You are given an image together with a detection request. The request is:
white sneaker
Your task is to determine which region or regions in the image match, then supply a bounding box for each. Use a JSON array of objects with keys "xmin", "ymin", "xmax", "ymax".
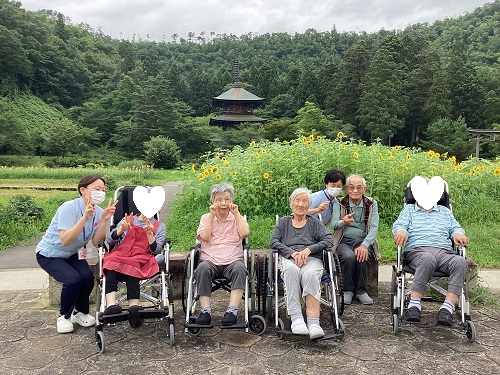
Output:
[
  {"xmin": 71, "ymin": 312, "xmax": 96, "ymax": 327},
  {"xmin": 308, "ymin": 324, "xmax": 325, "ymax": 339},
  {"xmin": 291, "ymin": 320, "xmax": 309, "ymax": 335},
  {"xmin": 57, "ymin": 316, "xmax": 74, "ymax": 333}
]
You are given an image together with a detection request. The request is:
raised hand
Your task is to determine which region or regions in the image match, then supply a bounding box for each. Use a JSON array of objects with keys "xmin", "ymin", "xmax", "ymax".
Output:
[
  {"xmin": 101, "ymin": 198, "xmax": 118, "ymax": 221},
  {"xmin": 342, "ymin": 212, "xmax": 355, "ymax": 226},
  {"xmin": 83, "ymin": 194, "xmax": 95, "ymax": 220},
  {"xmin": 117, "ymin": 213, "xmax": 132, "ymax": 236},
  {"xmin": 144, "ymin": 218, "xmax": 154, "ymax": 236},
  {"xmin": 229, "ymin": 203, "xmax": 239, "ymax": 215}
]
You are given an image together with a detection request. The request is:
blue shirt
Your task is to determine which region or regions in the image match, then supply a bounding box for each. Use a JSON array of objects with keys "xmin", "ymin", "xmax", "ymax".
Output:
[
  {"xmin": 310, "ymin": 189, "xmax": 339, "ymax": 225},
  {"xmin": 392, "ymin": 204, "xmax": 465, "ymax": 252},
  {"xmin": 36, "ymin": 197, "xmax": 104, "ymax": 258}
]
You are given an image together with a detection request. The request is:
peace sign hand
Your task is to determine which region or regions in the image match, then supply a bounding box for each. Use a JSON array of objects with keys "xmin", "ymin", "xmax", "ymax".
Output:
[
  {"xmin": 83, "ymin": 195, "xmax": 95, "ymax": 220},
  {"xmin": 101, "ymin": 198, "xmax": 118, "ymax": 221},
  {"xmin": 117, "ymin": 212, "xmax": 133, "ymax": 236}
]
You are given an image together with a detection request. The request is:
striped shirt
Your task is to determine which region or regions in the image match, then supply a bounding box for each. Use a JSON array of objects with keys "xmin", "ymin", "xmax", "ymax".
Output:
[{"xmin": 392, "ymin": 204, "xmax": 465, "ymax": 252}]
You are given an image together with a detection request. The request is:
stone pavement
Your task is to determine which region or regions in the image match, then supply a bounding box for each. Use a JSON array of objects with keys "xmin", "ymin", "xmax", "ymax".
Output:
[
  {"xmin": 0, "ymin": 283, "xmax": 499, "ymax": 374},
  {"xmin": 1, "ymin": 180, "xmax": 500, "ymax": 373}
]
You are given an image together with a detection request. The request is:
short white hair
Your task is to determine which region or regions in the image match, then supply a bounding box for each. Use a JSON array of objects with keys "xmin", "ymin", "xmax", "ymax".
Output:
[
  {"xmin": 210, "ymin": 183, "xmax": 234, "ymax": 202},
  {"xmin": 289, "ymin": 187, "xmax": 312, "ymax": 208},
  {"xmin": 346, "ymin": 174, "xmax": 366, "ymax": 187}
]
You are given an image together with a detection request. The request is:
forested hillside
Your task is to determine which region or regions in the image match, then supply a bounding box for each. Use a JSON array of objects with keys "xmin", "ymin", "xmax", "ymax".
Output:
[{"xmin": 1, "ymin": 0, "xmax": 499, "ymax": 166}]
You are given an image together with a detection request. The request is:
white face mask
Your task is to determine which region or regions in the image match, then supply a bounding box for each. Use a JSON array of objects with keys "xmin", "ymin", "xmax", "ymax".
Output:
[
  {"xmin": 90, "ymin": 190, "xmax": 106, "ymax": 205},
  {"xmin": 327, "ymin": 187, "xmax": 342, "ymax": 198}
]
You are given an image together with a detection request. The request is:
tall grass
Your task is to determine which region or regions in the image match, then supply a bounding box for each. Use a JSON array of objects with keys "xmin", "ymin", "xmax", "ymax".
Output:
[{"xmin": 167, "ymin": 134, "xmax": 500, "ymax": 266}]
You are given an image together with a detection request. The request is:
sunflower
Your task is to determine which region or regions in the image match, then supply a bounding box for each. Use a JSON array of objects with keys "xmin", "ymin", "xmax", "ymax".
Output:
[
  {"xmin": 215, "ymin": 152, "xmax": 220, "ymax": 159},
  {"xmin": 263, "ymin": 172, "xmax": 270, "ymax": 179},
  {"xmin": 309, "ymin": 134, "xmax": 314, "ymax": 140},
  {"xmin": 204, "ymin": 170, "xmax": 210, "ymax": 176},
  {"xmin": 255, "ymin": 153, "xmax": 260, "ymax": 159},
  {"xmin": 306, "ymin": 141, "xmax": 312, "ymax": 147},
  {"xmin": 340, "ymin": 144, "xmax": 346, "ymax": 150},
  {"xmin": 199, "ymin": 173, "xmax": 204, "ymax": 180},
  {"xmin": 251, "ymin": 140, "xmax": 257, "ymax": 147},
  {"xmin": 261, "ymin": 149, "xmax": 267, "ymax": 154},
  {"xmin": 337, "ymin": 131, "xmax": 344, "ymax": 139},
  {"xmin": 353, "ymin": 152, "xmax": 359, "ymax": 159},
  {"xmin": 212, "ymin": 166, "xmax": 219, "ymax": 172},
  {"xmin": 215, "ymin": 174, "xmax": 221, "ymax": 181},
  {"xmin": 317, "ymin": 136, "xmax": 323, "ymax": 141},
  {"xmin": 428, "ymin": 150, "xmax": 435, "ymax": 158},
  {"xmin": 191, "ymin": 164, "xmax": 196, "ymax": 172},
  {"xmin": 494, "ymin": 168, "xmax": 500, "ymax": 176},
  {"xmin": 221, "ymin": 156, "xmax": 227, "ymax": 162}
]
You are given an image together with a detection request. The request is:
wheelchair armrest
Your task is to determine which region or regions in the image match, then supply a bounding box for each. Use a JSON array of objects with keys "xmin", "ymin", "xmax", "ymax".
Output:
[
  {"xmin": 190, "ymin": 242, "xmax": 201, "ymax": 252},
  {"xmin": 243, "ymin": 237, "xmax": 250, "ymax": 251}
]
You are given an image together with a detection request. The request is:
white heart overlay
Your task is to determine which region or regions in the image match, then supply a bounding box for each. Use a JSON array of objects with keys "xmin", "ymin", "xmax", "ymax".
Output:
[
  {"xmin": 133, "ymin": 186, "xmax": 165, "ymax": 218},
  {"xmin": 410, "ymin": 176, "xmax": 445, "ymax": 210}
]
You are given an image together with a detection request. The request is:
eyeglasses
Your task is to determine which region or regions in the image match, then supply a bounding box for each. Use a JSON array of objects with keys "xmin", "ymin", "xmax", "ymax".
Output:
[{"xmin": 346, "ymin": 185, "xmax": 365, "ymax": 192}]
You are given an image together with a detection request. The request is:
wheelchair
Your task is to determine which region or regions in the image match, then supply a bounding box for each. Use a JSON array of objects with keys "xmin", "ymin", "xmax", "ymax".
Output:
[
  {"xmin": 390, "ymin": 181, "xmax": 476, "ymax": 342},
  {"xmin": 95, "ymin": 186, "xmax": 175, "ymax": 353},
  {"xmin": 263, "ymin": 215, "xmax": 345, "ymax": 340},
  {"xmin": 182, "ymin": 234, "xmax": 266, "ymax": 336}
]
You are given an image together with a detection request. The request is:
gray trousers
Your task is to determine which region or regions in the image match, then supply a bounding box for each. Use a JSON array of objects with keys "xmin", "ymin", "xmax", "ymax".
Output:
[
  {"xmin": 279, "ymin": 256, "xmax": 323, "ymax": 317},
  {"xmin": 336, "ymin": 237, "xmax": 370, "ymax": 294},
  {"xmin": 195, "ymin": 259, "xmax": 247, "ymax": 296},
  {"xmin": 404, "ymin": 246, "xmax": 467, "ymax": 296}
]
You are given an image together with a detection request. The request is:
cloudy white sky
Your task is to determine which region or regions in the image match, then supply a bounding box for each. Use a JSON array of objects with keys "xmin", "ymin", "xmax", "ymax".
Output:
[{"xmin": 20, "ymin": 0, "xmax": 491, "ymax": 41}]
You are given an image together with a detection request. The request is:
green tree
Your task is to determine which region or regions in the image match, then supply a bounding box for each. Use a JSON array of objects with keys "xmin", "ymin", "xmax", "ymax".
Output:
[
  {"xmin": 295, "ymin": 101, "xmax": 331, "ymax": 136},
  {"xmin": 144, "ymin": 135, "xmax": 180, "ymax": 169},
  {"xmin": 420, "ymin": 117, "xmax": 472, "ymax": 160},
  {"xmin": 423, "ymin": 69, "xmax": 452, "ymax": 123},
  {"xmin": 43, "ymin": 118, "xmax": 93, "ymax": 157},
  {"xmin": 357, "ymin": 47, "xmax": 407, "ymax": 145}
]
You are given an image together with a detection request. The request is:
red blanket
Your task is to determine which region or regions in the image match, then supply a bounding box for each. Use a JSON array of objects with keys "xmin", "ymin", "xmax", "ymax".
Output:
[{"xmin": 103, "ymin": 226, "xmax": 159, "ymax": 279}]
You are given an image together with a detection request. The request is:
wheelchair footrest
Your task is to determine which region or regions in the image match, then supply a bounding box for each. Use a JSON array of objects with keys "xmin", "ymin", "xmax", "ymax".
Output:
[
  {"xmin": 401, "ymin": 318, "xmax": 428, "ymax": 325},
  {"xmin": 316, "ymin": 332, "xmax": 344, "ymax": 341},
  {"xmin": 220, "ymin": 323, "xmax": 247, "ymax": 330},
  {"xmin": 99, "ymin": 312, "xmax": 129, "ymax": 324},
  {"xmin": 184, "ymin": 322, "xmax": 214, "ymax": 329},
  {"xmin": 140, "ymin": 309, "xmax": 168, "ymax": 319}
]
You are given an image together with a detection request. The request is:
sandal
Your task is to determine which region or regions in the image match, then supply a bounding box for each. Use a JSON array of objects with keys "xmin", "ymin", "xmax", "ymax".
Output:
[
  {"xmin": 128, "ymin": 305, "xmax": 144, "ymax": 328},
  {"xmin": 103, "ymin": 304, "xmax": 122, "ymax": 316}
]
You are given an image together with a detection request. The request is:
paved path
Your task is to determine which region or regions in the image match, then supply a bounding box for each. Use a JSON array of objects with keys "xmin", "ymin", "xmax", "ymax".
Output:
[{"xmin": 1, "ymin": 180, "xmax": 500, "ymax": 373}]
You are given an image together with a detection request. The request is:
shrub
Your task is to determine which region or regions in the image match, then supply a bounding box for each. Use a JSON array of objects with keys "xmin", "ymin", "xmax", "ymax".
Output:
[
  {"xmin": 144, "ymin": 136, "xmax": 181, "ymax": 169},
  {"xmin": 0, "ymin": 195, "xmax": 45, "ymax": 223}
]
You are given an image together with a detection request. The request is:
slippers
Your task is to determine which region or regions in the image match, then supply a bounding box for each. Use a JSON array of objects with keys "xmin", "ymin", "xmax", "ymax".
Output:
[
  {"xmin": 128, "ymin": 305, "xmax": 144, "ymax": 328},
  {"xmin": 104, "ymin": 304, "xmax": 122, "ymax": 316}
]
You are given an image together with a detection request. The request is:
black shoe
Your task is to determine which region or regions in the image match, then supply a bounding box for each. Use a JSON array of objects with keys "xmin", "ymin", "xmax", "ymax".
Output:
[
  {"xmin": 403, "ymin": 306, "xmax": 421, "ymax": 322},
  {"xmin": 128, "ymin": 305, "xmax": 144, "ymax": 328},
  {"xmin": 104, "ymin": 304, "xmax": 122, "ymax": 316},
  {"xmin": 436, "ymin": 308, "xmax": 453, "ymax": 326},
  {"xmin": 221, "ymin": 312, "xmax": 237, "ymax": 326},
  {"xmin": 196, "ymin": 312, "xmax": 211, "ymax": 325}
]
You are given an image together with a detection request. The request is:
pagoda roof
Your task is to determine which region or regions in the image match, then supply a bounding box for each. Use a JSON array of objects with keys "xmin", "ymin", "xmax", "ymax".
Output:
[
  {"xmin": 210, "ymin": 113, "xmax": 266, "ymax": 124},
  {"xmin": 213, "ymin": 86, "xmax": 264, "ymax": 102}
]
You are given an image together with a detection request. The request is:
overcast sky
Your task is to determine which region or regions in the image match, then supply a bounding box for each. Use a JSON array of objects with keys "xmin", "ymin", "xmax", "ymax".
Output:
[{"xmin": 20, "ymin": 0, "xmax": 492, "ymax": 41}]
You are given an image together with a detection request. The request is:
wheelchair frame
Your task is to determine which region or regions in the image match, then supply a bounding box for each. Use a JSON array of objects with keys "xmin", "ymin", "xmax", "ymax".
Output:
[
  {"xmin": 94, "ymin": 186, "xmax": 175, "ymax": 353},
  {"xmin": 264, "ymin": 215, "xmax": 345, "ymax": 340},
  {"xmin": 182, "ymin": 236, "xmax": 266, "ymax": 336},
  {"xmin": 390, "ymin": 181, "xmax": 476, "ymax": 342}
]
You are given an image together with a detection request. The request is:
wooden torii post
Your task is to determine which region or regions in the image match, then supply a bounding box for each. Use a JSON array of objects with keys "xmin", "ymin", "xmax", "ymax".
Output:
[{"xmin": 466, "ymin": 128, "xmax": 500, "ymax": 158}]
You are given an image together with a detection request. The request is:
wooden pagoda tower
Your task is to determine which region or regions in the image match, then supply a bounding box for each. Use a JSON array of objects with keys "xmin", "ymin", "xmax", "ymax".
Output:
[{"xmin": 209, "ymin": 53, "xmax": 266, "ymax": 129}]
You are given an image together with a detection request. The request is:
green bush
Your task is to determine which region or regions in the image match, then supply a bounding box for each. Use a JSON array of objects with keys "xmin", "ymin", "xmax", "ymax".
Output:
[
  {"xmin": 144, "ymin": 136, "xmax": 181, "ymax": 169},
  {"xmin": 117, "ymin": 159, "xmax": 147, "ymax": 169},
  {"xmin": 0, "ymin": 195, "xmax": 44, "ymax": 223}
]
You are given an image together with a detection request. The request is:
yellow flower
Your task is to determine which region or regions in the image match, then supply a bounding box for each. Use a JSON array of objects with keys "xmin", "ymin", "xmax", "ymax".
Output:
[
  {"xmin": 201, "ymin": 163, "xmax": 205, "ymax": 170},
  {"xmin": 215, "ymin": 174, "xmax": 221, "ymax": 181},
  {"xmin": 208, "ymin": 167, "xmax": 214, "ymax": 173},
  {"xmin": 432, "ymin": 166, "xmax": 437, "ymax": 171},
  {"xmin": 255, "ymin": 153, "xmax": 260, "ymax": 158},
  {"xmin": 392, "ymin": 145, "xmax": 401, "ymax": 151},
  {"xmin": 380, "ymin": 153, "xmax": 384, "ymax": 159},
  {"xmin": 221, "ymin": 156, "xmax": 227, "ymax": 162},
  {"xmin": 302, "ymin": 136, "xmax": 307, "ymax": 144},
  {"xmin": 406, "ymin": 153, "xmax": 411, "ymax": 161},
  {"xmin": 213, "ymin": 166, "xmax": 219, "ymax": 172},
  {"xmin": 494, "ymin": 168, "xmax": 500, "ymax": 176},
  {"xmin": 191, "ymin": 164, "xmax": 196, "ymax": 172},
  {"xmin": 309, "ymin": 134, "xmax": 314, "ymax": 140},
  {"xmin": 251, "ymin": 141, "xmax": 257, "ymax": 147},
  {"xmin": 340, "ymin": 143, "xmax": 346, "ymax": 150},
  {"xmin": 435, "ymin": 152, "xmax": 440, "ymax": 158},
  {"xmin": 371, "ymin": 148, "xmax": 377, "ymax": 155},
  {"xmin": 215, "ymin": 152, "xmax": 220, "ymax": 158},
  {"xmin": 306, "ymin": 141, "xmax": 312, "ymax": 147},
  {"xmin": 317, "ymin": 136, "xmax": 323, "ymax": 141},
  {"xmin": 261, "ymin": 149, "xmax": 267, "ymax": 154},
  {"xmin": 337, "ymin": 131, "xmax": 344, "ymax": 139},
  {"xmin": 263, "ymin": 172, "xmax": 270, "ymax": 179},
  {"xmin": 388, "ymin": 151, "xmax": 394, "ymax": 158},
  {"xmin": 428, "ymin": 150, "xmax": 435, "ymax": 158},
  {"xmin": 232, "ymin": 171, "xmax": 237, "ymax": 176},
  {"xmin": 199, "ymin": 173, "xmax": 204, "ymax": 180},
  {"xmin": 353, "ymin": 152, "xmax": 359, "ymax": 159},
  {"xmin": 204, "ymin": 170, "xmax": 210, "ymax": 176},
  {"xmin": 403, "ymin": 164, "xmax": 408, "ymax": 170}
]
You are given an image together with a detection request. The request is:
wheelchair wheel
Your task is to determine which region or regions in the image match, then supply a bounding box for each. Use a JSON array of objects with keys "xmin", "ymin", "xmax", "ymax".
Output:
[
  {"xmin": 95, "ymin": 329, "xmax": 105, "ymax": 354},
  {"xmin": 249, "ymin": 314, "xmax": 267, "ymax": 335},
  {"xmin": 169, "ymin": 323, "xmax": 175, "ymax": 346},
  {"xmin": 392, "ymin": 313, "xmax": 399, "ymax": 335},
  {"xmin": 266, "ymin": 251, "xmax": 275, "ymax": 322},
  {"xmin": 187, "ymin": 316, "xmax": 202, "ymax": 336},
  {"xmin": 465, "ymin": 320, "xmax": 476, "ymax": 342},
  {"xmin": 276, "ymin": 318, "xmax": 285, "ymax": 339},
  {"xmin": 181, "ymin": 254, "xmax": 192, "ymax": 313},
  {"xmin": 332, "ymin": 253, "xmax": 344, "ymax": 316},
  {"xmin": 390, "ymin": 267, "xmax": 398, "ymax": 313}
]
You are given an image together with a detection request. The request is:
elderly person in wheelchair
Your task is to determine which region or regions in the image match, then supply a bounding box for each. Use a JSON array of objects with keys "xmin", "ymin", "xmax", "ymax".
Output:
[
  {"xmin": 271, "ymin": 188, "xmax": 334, "ymax": 339},
  {"xmin": 392, "ymin": 176, "xmax": 469, "ymax": 326},
  {"xmin": 195, "ymin": 183, "xmax": 250, "ymax": 326}
]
